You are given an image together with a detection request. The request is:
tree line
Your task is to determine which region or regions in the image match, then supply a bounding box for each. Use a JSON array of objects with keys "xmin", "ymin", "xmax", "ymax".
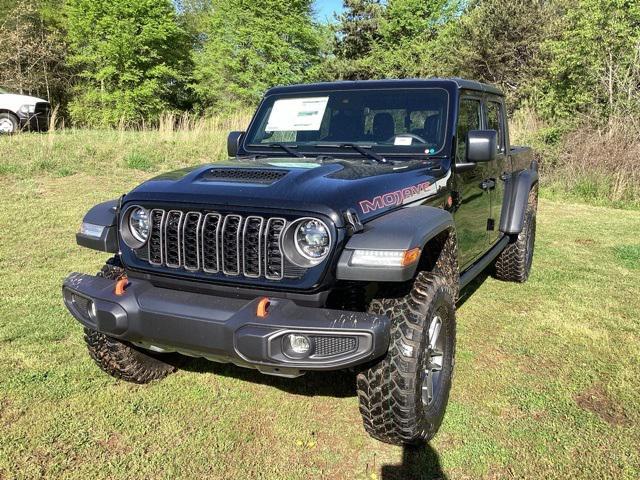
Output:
[{"xmin": 1, "ymin": 0, "xmax": 638, "ymax": 129}]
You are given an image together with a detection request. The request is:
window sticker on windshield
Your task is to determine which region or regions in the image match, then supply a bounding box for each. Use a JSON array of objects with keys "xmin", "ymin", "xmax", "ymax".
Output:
[
  {"xmin": 266, "ymin": 97, "xmax": 329, "ymax": 132},
  {"xmin": 394, "ymin": 136, "xmax": 413, "ymax": 146}
]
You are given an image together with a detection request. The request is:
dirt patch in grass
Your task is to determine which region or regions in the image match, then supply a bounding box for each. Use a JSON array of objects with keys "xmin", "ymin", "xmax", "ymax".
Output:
[
  {"xmin": 575, "ymin": 238, "xmax": 596, "ymax": 246},
  {"xmin": 97, "ymin": 433, "xmax": 131, "ymax": 457},
  {"xmin": 0, "ymin": 398, "xmax": 24, "ymax": 426},
  {"xmin": 574, "ymin": 385, "xmax": 629, "ymax": 426}
]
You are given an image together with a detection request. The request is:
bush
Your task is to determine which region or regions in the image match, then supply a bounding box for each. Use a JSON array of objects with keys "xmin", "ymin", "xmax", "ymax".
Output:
[{"xmin": 544, "ymin": 120, "xmax": 640, "ymax": 208}]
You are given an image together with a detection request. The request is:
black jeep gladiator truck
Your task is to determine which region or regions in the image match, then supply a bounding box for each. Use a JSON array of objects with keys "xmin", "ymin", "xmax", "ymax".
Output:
[{"xmin": 63, "ymin": 78, "xmax": 537, "ymax": 445}]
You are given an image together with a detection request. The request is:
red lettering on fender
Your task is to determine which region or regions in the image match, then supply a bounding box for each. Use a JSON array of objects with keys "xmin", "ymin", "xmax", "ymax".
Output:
[{"xmin": 358, "ymin": 181, "xmax": 432, "ymax": 214}]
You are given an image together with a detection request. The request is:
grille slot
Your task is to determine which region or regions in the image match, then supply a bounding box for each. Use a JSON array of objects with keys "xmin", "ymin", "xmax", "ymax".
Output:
[
  {"xmin": 182, "ymin": 212, "xmax": 202, "ymax": 271},
  {"xmin": 148, "ymin": 209, "xmax": 165, "ymax": 265},
  {"xmin": 201, "ymin": 213, "xmax": 221, "ymax": 273},
  {"xmin": 222, "ymin": 215, "xmax": 242, "ymax": 275},
  {"xmin": 312, "ymin": 336, "xmax": 358, "ymax": 357},
  {"xmin": 243, "ymin": 216, "xmax": 264, "ymax": 278},
  {"xmin": 265, "ymin": 218, "xmax": 286, "ymax": 280},
  {"xmin": 138, "ymin": 209, "xmax": 301, "ymax": 281},
  {"xmin": 164, "ymin": 211, "xmax": 183, "ymax": 268}
]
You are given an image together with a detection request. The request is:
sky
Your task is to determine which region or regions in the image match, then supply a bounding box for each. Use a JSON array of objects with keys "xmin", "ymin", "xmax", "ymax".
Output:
[{"xmin": 314, "ymin": 0, "xmax": 345, "ymax": 22}]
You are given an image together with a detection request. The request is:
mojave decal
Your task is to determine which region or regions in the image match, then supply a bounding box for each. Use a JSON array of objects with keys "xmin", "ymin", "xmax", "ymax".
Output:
[{"xmin": 358, "ymin": 171, "xmax": 452, "ymax": 214}]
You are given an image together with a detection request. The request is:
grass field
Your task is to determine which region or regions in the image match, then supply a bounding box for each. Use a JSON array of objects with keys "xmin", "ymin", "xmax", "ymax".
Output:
[{"xmin": 1, "ymin": 131, "xmax": 639, "ymax": 479}]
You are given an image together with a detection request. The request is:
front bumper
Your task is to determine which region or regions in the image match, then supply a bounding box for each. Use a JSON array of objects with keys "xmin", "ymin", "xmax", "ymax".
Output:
[
  {"xmin": 18, "ymin": 113, "xmax": 49, "ymax": 132},
  {"xmin": 62, "ymin": 273, "xmax": 390, "ymax": 377}
]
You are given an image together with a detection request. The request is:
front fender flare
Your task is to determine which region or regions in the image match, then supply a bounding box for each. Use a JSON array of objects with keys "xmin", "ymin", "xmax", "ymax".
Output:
[
  {"xmin": 336, "ymin": 206, "xmax": 454, "ymax": 282},
  {"xmin": 76, "ymin": 200, "xmax": 119, "ymax": 253}
]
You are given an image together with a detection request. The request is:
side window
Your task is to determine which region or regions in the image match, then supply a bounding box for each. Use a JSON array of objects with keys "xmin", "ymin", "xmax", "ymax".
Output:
[
  {"xmin": 457, "ymin": 98, "xmax": 481, "ymax": 160},
  {"xmin": 486, "ymin": 101, "xmax": 505, "ymax": 152}
]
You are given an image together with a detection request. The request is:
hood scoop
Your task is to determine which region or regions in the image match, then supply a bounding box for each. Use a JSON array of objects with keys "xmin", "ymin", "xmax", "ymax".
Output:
[{"xmin": 198, "ymin": 168, "xmax": 289, "ymax": 185}]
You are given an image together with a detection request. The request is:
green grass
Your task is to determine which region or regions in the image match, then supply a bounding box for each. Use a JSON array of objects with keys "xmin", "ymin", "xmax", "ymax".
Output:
[{"xmin": 1, "ymin": 131, "xmax": 639, "ymax": 479}]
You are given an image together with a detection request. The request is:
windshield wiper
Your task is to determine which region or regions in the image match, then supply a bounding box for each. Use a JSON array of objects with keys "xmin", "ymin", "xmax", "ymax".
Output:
[
  {"xmin": 269, "ymin": 143, "xmax": 304, "ymax": 158},
  {"xmin": 330, "ymin": 143, "xmax": 386, "ymax": 164}
]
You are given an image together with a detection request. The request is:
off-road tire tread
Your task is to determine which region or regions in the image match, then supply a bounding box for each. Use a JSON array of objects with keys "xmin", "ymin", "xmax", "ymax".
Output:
[
  {"xmin": 494, "ymin": 187, "xmax": 538, "ymax": 283},
  {"xmin": 357, "ymin": 272, "xmax": 456, "ymax": 445},
  {"xmin": 83, "ymin": 259, "xmax": 176, "ymax": 384}
]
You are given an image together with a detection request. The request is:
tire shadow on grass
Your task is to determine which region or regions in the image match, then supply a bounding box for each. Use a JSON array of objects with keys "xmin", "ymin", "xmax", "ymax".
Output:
[{"xmin": 381, "ymin": 442, "xmax": 447, "ymax": 480}]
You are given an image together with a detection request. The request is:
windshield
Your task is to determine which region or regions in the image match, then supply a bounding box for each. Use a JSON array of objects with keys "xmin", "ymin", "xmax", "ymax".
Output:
[{"xmin": 245, "ymin": 88, "xmax": 449, "ymax": 156}]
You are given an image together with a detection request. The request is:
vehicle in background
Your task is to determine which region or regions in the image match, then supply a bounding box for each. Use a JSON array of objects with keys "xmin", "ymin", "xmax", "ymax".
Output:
[{"xmin": 0, "ymin": 87, "xmax": 51, "ymax": 134}]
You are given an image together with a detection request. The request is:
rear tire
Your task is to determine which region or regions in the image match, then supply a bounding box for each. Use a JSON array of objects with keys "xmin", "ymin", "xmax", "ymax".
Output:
[
  {"xmin": 494, "ymin": 186, "xmax": 538, "ymax": 283},
  {"xmin": 357, "ymin": 272, "xmax": 456, "ymax": 445},
  {"xmin": 0, "ymin": 113, "xmax": 19, "ymax": 134},
  {"xmin": 83, "ymin": 258, "xmax": 176, "ymax": 384}
]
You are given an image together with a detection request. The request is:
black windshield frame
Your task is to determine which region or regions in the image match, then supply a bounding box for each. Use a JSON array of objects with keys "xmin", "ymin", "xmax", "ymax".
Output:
[{"xmin": 243, "ymin": 87, "xmax": 450, "ymax": 158}]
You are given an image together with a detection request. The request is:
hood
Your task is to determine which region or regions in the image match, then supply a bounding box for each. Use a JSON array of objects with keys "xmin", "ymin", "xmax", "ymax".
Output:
[
  {"xmin": 124, "ymin": 158, "xmax": 450, "ymax": 225},
  {"xmin": 0, "ymin": 93, "xmax": 48, "ymax": 111}
]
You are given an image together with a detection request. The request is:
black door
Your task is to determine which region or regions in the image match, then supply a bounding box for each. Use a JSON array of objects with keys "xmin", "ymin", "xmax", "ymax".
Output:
[
  {"xmin": 453, "ymin": 96, "xmax": 492, "ymax": 268},
  {"xmin": 484, "ymin": 97, "xmax": 511, "ymax": 244}
]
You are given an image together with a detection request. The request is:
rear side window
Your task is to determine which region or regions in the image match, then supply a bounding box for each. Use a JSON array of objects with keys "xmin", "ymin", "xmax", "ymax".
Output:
[
  {"xmin": 457, "ymin": 98, "xmax": 481, "ymax": 160},
  {"xmin": 486, "ymin": 101, "xmax": 505, "ymax": 152}
]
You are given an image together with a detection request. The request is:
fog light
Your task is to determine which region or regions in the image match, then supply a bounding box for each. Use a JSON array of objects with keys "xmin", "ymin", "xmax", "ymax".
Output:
[{"xmin": 284, "ymin": 334, "xmax": 312, "ymax": 358}]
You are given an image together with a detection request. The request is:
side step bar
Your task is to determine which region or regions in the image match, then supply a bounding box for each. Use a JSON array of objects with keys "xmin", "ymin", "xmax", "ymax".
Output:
[{"xmin": 459, "ymin": 235, "xmax": 510, "ymax": 288}]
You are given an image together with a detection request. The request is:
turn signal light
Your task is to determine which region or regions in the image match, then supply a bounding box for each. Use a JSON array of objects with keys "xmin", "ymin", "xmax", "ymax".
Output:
[{"xmin": 401, "ymin": 247, "xmax": 421, "ymax": 266}]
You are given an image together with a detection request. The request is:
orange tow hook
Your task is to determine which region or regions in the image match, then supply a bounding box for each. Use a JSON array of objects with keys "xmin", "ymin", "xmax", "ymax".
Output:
[
  {"xmin": 114, "ymin": 276, "xmax": 129, "ymax": 296},
  {"xmin": 257, "ymin": 297, "xmax": 271, "ymax": 318}
]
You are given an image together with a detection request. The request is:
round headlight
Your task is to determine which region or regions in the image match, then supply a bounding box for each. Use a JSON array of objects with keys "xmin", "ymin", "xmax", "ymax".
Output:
[
  {"xmin": 128, "ymin": 207, "xmax": 149, "ymax": 243},
  {"xmin": 294, "ymin": 219, "xmax": 330, "ymax": 260}
]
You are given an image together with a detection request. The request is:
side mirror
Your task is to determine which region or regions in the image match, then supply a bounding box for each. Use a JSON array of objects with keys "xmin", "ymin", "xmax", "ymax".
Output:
[
  {"xmin": 466, "ymin": 130, "xmax": 497, "ymax": 163},
  {"xmin": 227, "ymin": 131, "xmax": 245, "ymax": 157}
]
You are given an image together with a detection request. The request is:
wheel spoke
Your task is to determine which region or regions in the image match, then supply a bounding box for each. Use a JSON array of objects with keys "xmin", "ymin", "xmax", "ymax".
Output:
[
  {"xmin": 423, "ymin": 314, "xmax": 446, "ymax": 407},
  {"xmin": 422, "ymin": 368, "xmax": 434, "ymax": 403},
  {"xmin": 428, "ymin": 315, "xmax": 442, "ymax": 349}
]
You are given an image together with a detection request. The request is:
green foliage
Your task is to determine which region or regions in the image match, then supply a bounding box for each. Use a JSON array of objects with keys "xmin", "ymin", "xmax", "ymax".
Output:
[
  {"xmin": 538, "ymin": 0, "xmax": 640, "ymax": 121},
  {"xmin": 192, "ymin": 0, "xmax": 323, "ymax": 111},
  {"xmin": 124, "ymin": 151, "xmax": 157, "ymax": 171},
  {"xmin": 334, "ymin": 0, "xmax": 384, "ymax": 60},
  {"xmin": 65, "ymin": 0, "xmax": 192, "ymax": 126},
  {"xmin": 614, "ymin": 244, "xmax": 640, "ymax": 270}
]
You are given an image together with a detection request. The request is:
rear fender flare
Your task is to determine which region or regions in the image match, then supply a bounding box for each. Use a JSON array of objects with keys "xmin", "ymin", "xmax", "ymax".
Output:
[
  {"xmin": 499, "ymin": 162, "xmax": 538, "ymax": 235},
  {"xmin": 336, "ymin": 206, "xmax": 454, "ymax": 282}
]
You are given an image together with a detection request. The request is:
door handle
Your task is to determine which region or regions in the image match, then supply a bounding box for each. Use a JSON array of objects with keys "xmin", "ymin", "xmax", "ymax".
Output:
[{"xmin": 480, "ymin": 179, "xmax": 496, "ymax": 190}]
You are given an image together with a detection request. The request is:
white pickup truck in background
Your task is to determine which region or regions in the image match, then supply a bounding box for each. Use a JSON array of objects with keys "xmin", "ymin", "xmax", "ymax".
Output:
[{"xmin": 0, "ymin": 87, "xmax": 51, "ymax": 133}]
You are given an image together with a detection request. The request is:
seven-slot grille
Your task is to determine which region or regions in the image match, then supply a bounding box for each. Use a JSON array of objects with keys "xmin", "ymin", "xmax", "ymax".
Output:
[{"xmin": 146, "ymin": 209, "xmax": 289, "ymax": 280}]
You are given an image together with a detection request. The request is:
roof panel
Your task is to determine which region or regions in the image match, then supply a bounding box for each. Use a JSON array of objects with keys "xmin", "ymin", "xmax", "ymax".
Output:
[{"xmin": 266, "ymin": 78, "xmax": 503, "ymax": 96}]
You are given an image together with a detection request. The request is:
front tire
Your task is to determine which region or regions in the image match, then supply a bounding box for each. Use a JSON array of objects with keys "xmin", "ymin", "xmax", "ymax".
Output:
[
  {"xmin": 357, "ymin": 272, "xmax": 457, "ymax": 445},
  {"xmin": 0, "ymin": 113, "xmax": 19, "ymax": 134},
  {"xmin": 84, "ymin": 329, "xmax": 176, "ymax": 384},
  {"xmin": 83, "ymin": 259, "xmax": 176, "ymax": 384}
]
